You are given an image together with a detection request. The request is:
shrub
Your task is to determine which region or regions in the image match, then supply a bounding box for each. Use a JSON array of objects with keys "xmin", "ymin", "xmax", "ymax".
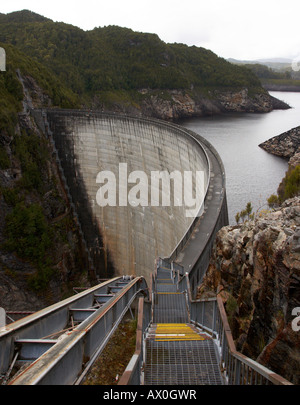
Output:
[
  {"xmin": 270, "ymin": 164, "xmax": 300, "ymax": 205},
  {"xmin": 14, "ymin": 131, "xmax": 48, "ymax": 193},
  {"xmin": 267, "ymin": 194, "xmax": 279, "ymax": 208},
  {"xmin": 280, "ymin": 165, "xmax": 300, "ymax": 201},
  {"xmin": 4, "ymin": 202, "xmax": 52, "ymax": 263}
]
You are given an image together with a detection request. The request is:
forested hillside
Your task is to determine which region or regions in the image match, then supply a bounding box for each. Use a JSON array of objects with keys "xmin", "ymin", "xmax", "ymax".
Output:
[{"xmin": 0, "ymin": 9, "xmax": 272, "ymax": 116}]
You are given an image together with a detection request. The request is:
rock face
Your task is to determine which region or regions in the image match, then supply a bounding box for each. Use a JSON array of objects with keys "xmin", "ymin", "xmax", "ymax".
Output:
[
  {"xmin": 212, "ymin": 89, "xmax": 288, "ymax": 113},
  {"xmin": 0, "ymin": 73, "xmax": 92, "ymax": 314},
  {"xmin": 259, "ymin": 126, "xmax": 300, "ymax": 159},
  {"xmin": 198, "ymin": 197, "xmax": 300, "ymax": 384},
  {"xmin": 110, "ymin": 88, "xmax": 290, "ymax": 121}
]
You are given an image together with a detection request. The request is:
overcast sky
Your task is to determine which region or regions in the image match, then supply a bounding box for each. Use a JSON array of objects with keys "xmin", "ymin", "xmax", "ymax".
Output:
[{"xmin": 1, "ymin": 0, "xmax": 300, "ymax": 61}]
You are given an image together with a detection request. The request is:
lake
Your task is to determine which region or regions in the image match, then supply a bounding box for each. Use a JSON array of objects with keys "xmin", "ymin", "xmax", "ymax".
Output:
[{"xmin": 180, "ymin": 92, "xmax": 300, "ymax": 224}]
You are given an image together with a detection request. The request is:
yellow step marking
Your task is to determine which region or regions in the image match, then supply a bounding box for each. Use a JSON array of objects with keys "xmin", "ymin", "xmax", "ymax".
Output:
[
  {"xmin": 156, "ymin": 292, "xmax": 181, "ymax": 295},
  {"xmin": 154, "ymin": 323, "xmax": 206, "ymax": 341}
]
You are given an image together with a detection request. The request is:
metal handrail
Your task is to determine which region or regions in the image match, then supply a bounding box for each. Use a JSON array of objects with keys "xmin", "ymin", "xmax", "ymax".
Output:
[
  {"xmin": 118, "ymin": 259, "xmax": 158, "ymax": 386},
  {"xmin": 5, "ymin": 277, "xmax": 147, "ymax": 385},
  {"xmin": 188, "ymin": 283, "xmax": 293, "ymax": 385},
  {"xmin": 214, "ymin": 295, "xmax": 292, "ymax": 385}
]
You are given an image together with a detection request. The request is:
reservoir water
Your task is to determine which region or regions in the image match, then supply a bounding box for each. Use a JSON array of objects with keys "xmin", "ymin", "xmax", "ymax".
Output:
[{"xmin": 180, "ymin": 92, "xmax": 300, "ymax": 224}]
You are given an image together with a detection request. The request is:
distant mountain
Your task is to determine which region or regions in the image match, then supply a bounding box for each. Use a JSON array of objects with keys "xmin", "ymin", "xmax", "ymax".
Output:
[
  {"xmin": 228, "ymin": 57, "xmax": 292, "ymax": 71},
  {"xmin": 257, "ymin": 57, "xmax": 292, "ymax": 64}
]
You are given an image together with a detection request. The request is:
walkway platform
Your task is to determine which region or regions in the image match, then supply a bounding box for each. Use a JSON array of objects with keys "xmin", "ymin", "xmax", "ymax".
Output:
[{"xmin": 143, "ymin": 263, "xmax": 223, "ymax": 385}]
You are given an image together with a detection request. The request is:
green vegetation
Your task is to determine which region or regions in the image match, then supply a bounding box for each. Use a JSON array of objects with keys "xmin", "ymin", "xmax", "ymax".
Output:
[
  {"xmin": 0, "ymin": 60, "xmax": 23, "ymax": 137},
  {"xmin": 14, "ymin": 130, "xmax": 49, "ymax": 192},
  {"xmin": 267, "ymin": 194, "xmax": 279, "ymax": 208},
  {"xmin": 281, "ymin": 165, "xmax": 300, "ymax": 200},
  {"xmin": 3, "ymin": 202, "xmax": 55, "ymax": 290},
  {"xmin": 244, "ymin": 63, "xmax": 292, "ymax": 80},
  {"xmin": 225, "ymin": 294, "xmax": 238, "ymax": 329},
  {"xmin": 1, "ymin": 42, "xmax": 80, "ymax": 110},
  {"xmin": 0, "ymin": 36, "xmax": 81, "ymax": 292},
  {"xmin": 0, "ymin": 128, "xmax": 59, "ymax": 290},
  {"xmin": 268, "ymin": 165, "xmax": 300, "ymax": 207},
  {"xmin": 0, "ymin": 10, "xmax": 266, "ymax": 108},
  {"xmin": 235, "ymin": 202, "xmax": 254, "ymax": 224},
  {"xmin": 4, "ymin": 202, "xmax": 52, "ymax": 262},
  {"xmin": 243, "ymin": 63, "xmax": 300, "ymax": 90}
]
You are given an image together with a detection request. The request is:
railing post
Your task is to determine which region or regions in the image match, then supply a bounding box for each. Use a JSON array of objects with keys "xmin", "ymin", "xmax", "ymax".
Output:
[
  {"xmin": 201, "ymin": 300, "xmax": 205, "ymax": 325},
  {"xmin": 234, "ymin": 358, "xmax": 241, "ymax": 385},
  {"xmin": 212, "ymin": 300, "xmax": 216, "ymax": 333}
]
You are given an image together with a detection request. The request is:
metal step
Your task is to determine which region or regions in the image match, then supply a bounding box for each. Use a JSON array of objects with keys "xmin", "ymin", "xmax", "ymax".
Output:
[
  {"xmin": 144, "ymin": 263, "xmax": 224, "ymax": 385},
  {"xmin": 144, "ymin": 339, "xmax": 223, "ymax": 385},
  {"xmin": 153, "ymin": 292, "xmax": 189, "ymax": 323}
]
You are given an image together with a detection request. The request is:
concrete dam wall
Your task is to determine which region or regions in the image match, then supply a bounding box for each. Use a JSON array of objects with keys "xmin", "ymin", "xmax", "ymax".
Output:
[{"xmin": 36, "ymin": 110, "xmax": 228, "ymax": 287}]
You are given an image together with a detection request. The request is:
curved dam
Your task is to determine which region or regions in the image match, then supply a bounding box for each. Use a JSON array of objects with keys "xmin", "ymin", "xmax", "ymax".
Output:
[{"xmin": 34, "ymin": 110, "xmax": 228, "ymax": 290}]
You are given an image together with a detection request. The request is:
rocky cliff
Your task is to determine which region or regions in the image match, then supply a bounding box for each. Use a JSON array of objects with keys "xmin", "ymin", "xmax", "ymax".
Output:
[
  {"xmin": 259, "ymin": 126, "xmax": 300, "ymax": 159},
  {"xmin": 198, "ymin": 197, "xmax": 300, "ymax": 384},
  {"xmin": 0, "ymin": 71, "xmax": 94, "ymax": 314},
  {"xmin": 101, "ymin": 88, "xmax": 290, "ymax": 121}
]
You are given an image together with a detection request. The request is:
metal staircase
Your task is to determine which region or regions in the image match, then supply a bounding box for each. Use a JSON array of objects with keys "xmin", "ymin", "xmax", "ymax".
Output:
[{"xmin": 143, "ymin": 262, "xmax": 224, "ymax": 385}]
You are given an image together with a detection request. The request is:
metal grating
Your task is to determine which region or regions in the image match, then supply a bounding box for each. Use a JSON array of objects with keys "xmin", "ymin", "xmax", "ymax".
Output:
[
  {"xmin": 144, "ymin": 263, "xmax": 224, "ymax": 385},
  {"xmin": 156, "ymin": 270, "xmax": 172, "ymax": 280},
  {"xmin": 153, "ymin": 323, "xmax": 206, "ymax": 341},
  {"xmin": 153, "ymin": 293, "xmax": 189, "ymax": 323},
  {"xmin": 144, "ymin": 339, "xmax": 223, "ymax": 385},
  {"xmin": 156, "ymin": 283, "xmax": 177, "ymax": 293}
]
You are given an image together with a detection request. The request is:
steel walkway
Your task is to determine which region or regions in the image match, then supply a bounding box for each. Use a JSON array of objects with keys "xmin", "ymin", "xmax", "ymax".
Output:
[
  {"xmin": 0, "ymin": 276, "xmax": 148, "ymax": 385},
  {"xmin": 143, "ymin": 263, "xmax": 223, "ymax": 385},
  {"xmin": 1, "ymin": 263, "xmax": 293, "ymax": 385}
]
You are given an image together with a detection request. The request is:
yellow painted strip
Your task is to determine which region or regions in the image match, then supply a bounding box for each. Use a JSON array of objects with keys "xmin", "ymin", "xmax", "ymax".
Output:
[
  {"xmin": 154, "ymin": 323, "xmax": 206, "ymax": 341},
  {"xmin": 155, "ymin": 337, "xmax": 204, "ymax": 341},
  {"xmin": 156, "ymin": 292, "xmax": 181, "ymax": 295}
]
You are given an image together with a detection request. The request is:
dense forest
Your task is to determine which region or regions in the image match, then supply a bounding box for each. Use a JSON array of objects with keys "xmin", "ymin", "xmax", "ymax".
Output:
[
  {"xmin": 240, "ymin": 62, "xmax": 300, "ymax": 90},
  {"xmin": 0, "ymin": 9, "xmax": 266, "ymax": 109}
]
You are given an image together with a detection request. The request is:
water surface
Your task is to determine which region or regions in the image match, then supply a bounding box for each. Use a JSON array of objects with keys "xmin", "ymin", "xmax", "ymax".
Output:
[{"xmin": 180, "ymin": 92, "xmax": 300, "ymax": 224}]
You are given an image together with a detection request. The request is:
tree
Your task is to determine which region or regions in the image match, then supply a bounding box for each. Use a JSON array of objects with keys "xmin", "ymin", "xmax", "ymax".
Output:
[
  {"xmin": 240, "ymin": 209, "xmax": 247, "ymax": 223},
  {"xmin": 246, "ymin": 202, "xmax": 253, "ymax": 219}
]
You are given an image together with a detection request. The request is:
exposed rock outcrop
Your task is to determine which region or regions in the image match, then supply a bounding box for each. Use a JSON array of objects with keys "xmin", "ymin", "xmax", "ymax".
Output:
[
  {"xmin": 138, "ymin": 89, "xmax": 219, "ymax": 120},
  {"xmin": 101, "ymin": 88, "xmax": 290, "ymax": 121},
  {"xmin": 259, "ymin": 126, "xmax": 300, "ymax": 160},
  {"xmin": 141, "ymin": 88, "xmax": 290, "ymax": 120},
  {"xmin": 198, "ymin": 197, "xmax": 300, "ymax": 384},
  {"xmin": 212, "ymin": 89, "xmax": 289, "ymax": 113}
]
